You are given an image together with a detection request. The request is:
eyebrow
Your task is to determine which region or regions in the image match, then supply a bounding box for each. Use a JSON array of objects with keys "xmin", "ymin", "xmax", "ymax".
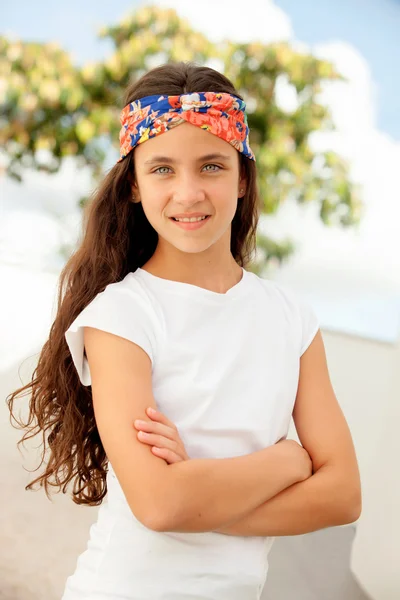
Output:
[{"xmin": 143, "ymin": 152, "xmax": 232, "ymax": 165}]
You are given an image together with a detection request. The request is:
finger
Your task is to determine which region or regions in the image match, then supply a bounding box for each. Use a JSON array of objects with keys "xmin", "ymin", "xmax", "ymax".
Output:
[
  {"xmin": 138, "ymin": 431, "xmax": 187, "ymax": 461},
  {"xmin": 137, "ymin": 431, "xmax": 180, "ymax": 454},
  {"xmin": 151, "ymin": 446, "xmax": 184, "ymax": 464},
  {"xmin": 134, "ymin": 419, "xmax": 177, "ymax": 442},
  {"xmin": 146, "ymin": 407, "xmax": 178, "ymax": 431}
]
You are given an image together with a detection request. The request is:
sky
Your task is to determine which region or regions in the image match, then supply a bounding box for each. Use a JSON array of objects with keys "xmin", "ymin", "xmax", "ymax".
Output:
[
  {"xmin": 1, "ymin": 0, "xmax": 400, "ymax": 359},
  {"xmin": 2, "ymin": 0, "xmax": 399, "ymax": 139},
  {"xmin": 275, "ymin": 0, "xmax": 400, "ymax": 139}
]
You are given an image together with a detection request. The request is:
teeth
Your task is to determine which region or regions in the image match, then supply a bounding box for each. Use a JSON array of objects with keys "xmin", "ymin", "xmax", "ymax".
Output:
[{"xmin": 174, "ymin": 216, "xmax": 208, "ymax": 222}]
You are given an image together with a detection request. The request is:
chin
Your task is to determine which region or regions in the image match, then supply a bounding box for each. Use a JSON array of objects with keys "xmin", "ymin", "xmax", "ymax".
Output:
[{"xmin": 171, "ymin": 242, "xmax": 214, "ymax": 254}]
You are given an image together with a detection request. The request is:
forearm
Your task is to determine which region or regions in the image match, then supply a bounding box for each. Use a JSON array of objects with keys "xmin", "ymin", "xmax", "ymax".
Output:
[
  {"xmin": 215, "ymin": 464, "xmax": 361, "ymax": 537},
  {"xmin": 163, "ymin": 445, "xmax": 302, "ymax": 533}
]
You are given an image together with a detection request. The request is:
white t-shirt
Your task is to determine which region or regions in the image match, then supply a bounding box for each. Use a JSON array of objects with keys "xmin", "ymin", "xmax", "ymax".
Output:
[{"xmin": 62, "ymin": 266, "xmax": 319, "ymax": 600}]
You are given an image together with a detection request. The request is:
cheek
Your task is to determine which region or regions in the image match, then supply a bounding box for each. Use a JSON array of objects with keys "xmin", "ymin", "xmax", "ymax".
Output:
[
  {"xmin": 140, "ymin": 195, "xmax": 169, "ymax": 224},
  {"xmin": 212, "ymin": 187, "xmax": 239, "ymax": 213},
  {"xmin": 213, "ymin": 177, "xmax": 239, "ymax": 199}
]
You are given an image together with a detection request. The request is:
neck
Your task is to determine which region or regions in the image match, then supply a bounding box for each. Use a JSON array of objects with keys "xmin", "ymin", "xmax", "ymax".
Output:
[{"xmin": 141, "ymin": 256, "xmax": 243, "ymax": 294}]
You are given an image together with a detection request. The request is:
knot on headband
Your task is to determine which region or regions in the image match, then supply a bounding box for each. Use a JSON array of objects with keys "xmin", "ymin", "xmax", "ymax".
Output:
[{"xmin": 117, "ymin": 92, "xmax": 255, "ymax": 162}]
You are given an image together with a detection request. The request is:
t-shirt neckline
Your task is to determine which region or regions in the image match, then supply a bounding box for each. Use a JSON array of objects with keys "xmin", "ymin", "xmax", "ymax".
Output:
[{"xmin": 135, "ymin": 266, "xmax": 249, "ymax": 300}]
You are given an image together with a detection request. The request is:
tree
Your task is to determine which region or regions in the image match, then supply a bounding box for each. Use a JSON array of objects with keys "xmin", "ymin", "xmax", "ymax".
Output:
[{"xmin": 0, "ymin": 4, "xmax": 362, "ymax": 271}]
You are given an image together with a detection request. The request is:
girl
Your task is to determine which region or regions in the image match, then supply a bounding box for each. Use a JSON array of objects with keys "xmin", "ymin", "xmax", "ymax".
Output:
[{"xmin": 7, "ymin": 61, "xmax": 361, "ymax": 600}]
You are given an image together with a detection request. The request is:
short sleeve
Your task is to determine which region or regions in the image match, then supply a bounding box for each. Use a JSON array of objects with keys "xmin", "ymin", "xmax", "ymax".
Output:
[
  {"xmin": 64, "ymin": 282, "xmax": 159, "ymax": 386},
  {"xmin": 298, "ymin": 297, "xmax": 320, "ymax": 356},
  {"xmin": 268, "ymin": 279, "xmax": 319, "ymax": 357}
]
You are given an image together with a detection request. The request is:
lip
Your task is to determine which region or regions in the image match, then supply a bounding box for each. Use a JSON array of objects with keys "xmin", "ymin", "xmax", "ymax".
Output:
[
  {"xmin": 170, "ymin": 215, "xmax": 211, "ymax": 230},
  {"xmin": 171, "ymin": 212, "xmax": 210, "ymax": 218}
]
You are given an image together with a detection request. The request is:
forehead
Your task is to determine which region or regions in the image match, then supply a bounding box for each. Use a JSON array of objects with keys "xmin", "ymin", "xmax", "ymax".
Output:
[{"xmin": 134, "ymin": 122, "xmax": 239, "ymax": 163}]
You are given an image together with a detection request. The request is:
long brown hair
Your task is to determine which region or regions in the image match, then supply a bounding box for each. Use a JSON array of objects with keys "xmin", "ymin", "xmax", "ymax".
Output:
[{"xmin": 6, "ymin": 61, "xmax": 261, "ymax": 506}]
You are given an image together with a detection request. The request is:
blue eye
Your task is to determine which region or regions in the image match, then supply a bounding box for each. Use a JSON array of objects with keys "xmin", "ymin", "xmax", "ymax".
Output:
[
  {"xmin": 153, "ymin": 164, "xmax": 221, "ymax": 174},
  {"xmin": 203, "ymin": 164, "xmax": 221, "ymax": 171}
]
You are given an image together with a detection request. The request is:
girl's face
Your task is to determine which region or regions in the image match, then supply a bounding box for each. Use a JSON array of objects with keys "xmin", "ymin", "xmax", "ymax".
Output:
[{"xmin": 132, "ymin": 122, "xmax": 247, "ymax": 260}]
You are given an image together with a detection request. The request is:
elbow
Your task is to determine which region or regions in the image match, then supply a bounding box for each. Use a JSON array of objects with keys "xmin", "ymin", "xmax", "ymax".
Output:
[
  {"xmin": 146, "ymin": 500, "xmax": 192, "ymax": 533},
  {"xmin": 337, "ymin": 483, "xmax": 362, "ymax": 525},
  {"xmin": 143, "ymin": 507, "xmax": 179, "ymax": 532},
  {"xmin": 130, "ymin": 463, "xmax": 192, "ymax": 532},
  {"xmin": 344, "ymin": 488, "xmax": 362, "ymax": 524},
  {"xmin": 323, "ymin": 461, "xmax": 362, "ymax": 526},
  {"xmin": 141, "ymin": 511, "xmax": 170, "ymax": 532},
  {"xmin": 135, "ymin": 490, "xmax": 183, "ymax": 533}
]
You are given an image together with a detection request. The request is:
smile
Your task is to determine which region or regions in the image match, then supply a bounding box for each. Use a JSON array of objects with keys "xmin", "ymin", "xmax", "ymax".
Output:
[{"xmin": 169, "ymin": 215, "xmax": 211, "ymax": 230}]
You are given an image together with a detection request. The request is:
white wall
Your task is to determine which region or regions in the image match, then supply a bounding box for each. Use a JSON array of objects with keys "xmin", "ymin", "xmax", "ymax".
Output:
[
  {"xmin": 288, "ymin": 329, "xmax": 400, "ymax": 600},
  {"xmin": 2, "ymin": 265, "xmax": 399, "ymax": 598}
]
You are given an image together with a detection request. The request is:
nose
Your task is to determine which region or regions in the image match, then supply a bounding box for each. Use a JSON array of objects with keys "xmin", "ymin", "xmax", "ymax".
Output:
[{"xmin": 172, "ymin": 173, "xmax": 206, "ymax": 207}]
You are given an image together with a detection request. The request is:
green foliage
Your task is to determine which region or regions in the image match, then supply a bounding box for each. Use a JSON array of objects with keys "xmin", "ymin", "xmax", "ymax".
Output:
[{"xmin": 0, "ymin": 4, "xmax": 363, "ymax": 269}]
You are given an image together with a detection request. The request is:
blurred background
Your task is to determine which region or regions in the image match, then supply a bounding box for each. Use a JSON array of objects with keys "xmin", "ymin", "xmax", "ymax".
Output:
[{"xmin": 1, "ymin": 1, "xmax": 399, "ymax": 599}]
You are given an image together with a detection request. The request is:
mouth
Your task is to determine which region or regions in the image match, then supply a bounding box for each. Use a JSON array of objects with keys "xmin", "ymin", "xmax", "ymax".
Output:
[{"xmin": 169, "ymin": 215, "xmax": 212, "ymax": 230}]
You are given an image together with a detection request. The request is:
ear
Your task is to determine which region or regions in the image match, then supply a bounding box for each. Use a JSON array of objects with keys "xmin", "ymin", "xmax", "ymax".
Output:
[
  {"xmin": 238, "ymin": 164, "xmax": 247, "ymax": 198},
  {"xmin": 130, "ymin": 179, "xmax": 141, "ymax": 204},
  {"xmin": 125, "ymin": 161, "xmax": 141, "ymax": 204}
]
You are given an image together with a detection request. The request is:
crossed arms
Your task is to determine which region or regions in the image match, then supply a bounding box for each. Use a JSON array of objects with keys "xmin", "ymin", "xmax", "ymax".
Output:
[{"xmin": 85, "ymin": 327, "xmax": 362, "ymax": 537}]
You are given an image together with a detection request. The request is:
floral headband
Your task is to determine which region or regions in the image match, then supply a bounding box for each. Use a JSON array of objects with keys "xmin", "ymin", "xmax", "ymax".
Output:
[{"xmin": 117, "ymin": 91, "xmax": 255, "ymax": 163}]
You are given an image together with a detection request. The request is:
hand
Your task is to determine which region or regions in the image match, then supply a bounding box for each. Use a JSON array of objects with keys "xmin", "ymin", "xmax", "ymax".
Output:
[
  {"xmin": 134, "ymin": 407, "xmax": 190, "ymax": 464},
  {"xmin": 276, "ymin": 438, "xmax": 313, "ymax": 482}
]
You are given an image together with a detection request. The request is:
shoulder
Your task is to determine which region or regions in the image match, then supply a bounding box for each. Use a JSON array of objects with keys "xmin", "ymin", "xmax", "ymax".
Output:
[
  {"xmin": 78, "ymin": 270, "xmax": 162, "ymax": 326},
  {"xmin": 93, "ymin": 270, "xmax": 152, "ymax": 306},
  {"xmin": 253, "ymin": 273, "xmax": 305, "ymax": 315},
  {"xmin": 65, "ymin": 270, "xmax": 164, "ymax": 385},
  {"xmin": 253, "ymin": 274, "xmax": 320, "ymax": 356}
]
